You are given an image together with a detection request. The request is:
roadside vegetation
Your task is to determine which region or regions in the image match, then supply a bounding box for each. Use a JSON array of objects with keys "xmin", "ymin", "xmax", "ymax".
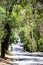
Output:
[{"xmin": 0, "ymin": 0, "xmax": 43, "ymax": 58}]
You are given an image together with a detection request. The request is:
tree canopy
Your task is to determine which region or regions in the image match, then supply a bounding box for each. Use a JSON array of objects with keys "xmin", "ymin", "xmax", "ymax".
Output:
[{"xmin": 0, "ymin": 0, "xmax": 43, "ymax": 58}]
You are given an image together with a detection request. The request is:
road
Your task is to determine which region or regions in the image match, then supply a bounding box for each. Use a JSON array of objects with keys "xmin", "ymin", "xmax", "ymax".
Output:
[{"xmin": 8, "ymin": 39, "xmax": 43, "ymax": 65}]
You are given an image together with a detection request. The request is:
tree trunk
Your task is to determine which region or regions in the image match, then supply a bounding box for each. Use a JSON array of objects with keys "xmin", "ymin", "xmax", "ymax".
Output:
[
  {"xmin": 1, "ymin": 23, "xmax": 10, "ymax": 58},
  {"xmin": 1, "ymin": 44, "xmax": 5, "ymax": 58}
]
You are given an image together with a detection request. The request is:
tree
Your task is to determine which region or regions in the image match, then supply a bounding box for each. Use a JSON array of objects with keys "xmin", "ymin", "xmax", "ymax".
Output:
[
  {"xmin": 1, "ymin": 23, "xmax": 11, "ymax": 58},
  {"xmin": 0, "ymin": 0, "xmax": 43, "ymax": 58},
  {"xmin": 19, "ymin": 0, "xmax": 43, "ymax": 52},
  {"xmin": 0, "ymin": 0, "xmax": 17, "ymax": 58}
]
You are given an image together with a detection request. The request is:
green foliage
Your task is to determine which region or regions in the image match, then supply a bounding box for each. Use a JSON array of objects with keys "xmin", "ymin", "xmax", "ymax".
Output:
[
  {"xmin": 0, "ymin": 6, "xmax": 6, "ymax": 21},
  {"xmin": 0, "ymin": 0, "xmax": 43, "ymax": 52},
  {"xmin": 18, "ymin": 0, "xmax": 43, "ymax": 52},
  {"xmin": 10, "ymin": 31, "xmax": 19, "ymax": 44}
]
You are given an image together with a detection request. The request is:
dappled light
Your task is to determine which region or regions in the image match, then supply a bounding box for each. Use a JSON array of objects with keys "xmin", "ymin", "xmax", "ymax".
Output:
[{"xmin": 0, "ymin": 0, "xmax": 43, "ymax": 65}]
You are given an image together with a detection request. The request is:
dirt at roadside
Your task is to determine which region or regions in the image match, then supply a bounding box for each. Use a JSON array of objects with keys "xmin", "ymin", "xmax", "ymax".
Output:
[{"xmin": 0, "ymin": 57, "xmax": 13, "ymax": 65}]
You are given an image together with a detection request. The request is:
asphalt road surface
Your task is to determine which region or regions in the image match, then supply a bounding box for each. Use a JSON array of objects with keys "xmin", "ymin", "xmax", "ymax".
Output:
[{"xmin": 8, "ymin": 39, "xmax": 43, "ymax": 65}]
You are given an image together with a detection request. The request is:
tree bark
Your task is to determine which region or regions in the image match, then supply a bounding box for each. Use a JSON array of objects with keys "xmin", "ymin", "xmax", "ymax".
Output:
[
  {"xmin": 1, "ymin": 44, "xmax": 5, "ymax": 58},
  {"xmin": 1, "ymin": 23, "xmax": 10, "ymax": 58}
]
